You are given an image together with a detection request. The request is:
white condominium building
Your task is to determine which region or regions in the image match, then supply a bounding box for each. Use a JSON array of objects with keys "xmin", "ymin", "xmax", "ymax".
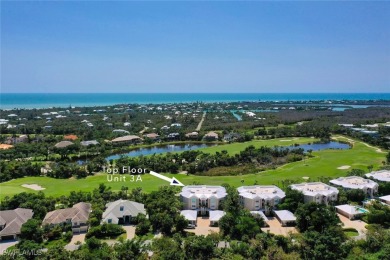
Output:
[
  {"xmin": 237, "ymin": 185, "xmax": 285, "ymax": 213},
  {"xmin": 290, "ymin": 182, "xmax": 339, "ymax": 205},
  {"xmin": 180, "ymin": 185, "xmax": 227, "ymax": 215},
  {"xmin": 365, "ymin": 170, "xmax": 390, "ymax": 182},
  {"xmin": 330, "ymin": 176, "xmax": 379, "ymax": 198}
]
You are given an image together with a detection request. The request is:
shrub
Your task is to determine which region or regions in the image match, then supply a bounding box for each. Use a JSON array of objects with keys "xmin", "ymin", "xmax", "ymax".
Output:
[{"xmin": 86, "ymin": 223, "xmax": 125, "ymax": 239}]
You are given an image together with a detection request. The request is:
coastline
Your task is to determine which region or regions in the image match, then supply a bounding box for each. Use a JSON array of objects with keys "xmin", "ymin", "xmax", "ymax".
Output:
[{"xmin": 2, "ymin": 92, "xmax": 390, "ymax": 110}]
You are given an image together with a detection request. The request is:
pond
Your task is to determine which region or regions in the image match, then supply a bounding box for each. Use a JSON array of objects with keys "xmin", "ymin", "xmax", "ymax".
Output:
[
  {"xmin": 290, "ymin": 141, "xmax": 351, "ymax": 152},
  {"xmin": 105, "ymin": 143, "xmax": 217, "ymax": 161}
]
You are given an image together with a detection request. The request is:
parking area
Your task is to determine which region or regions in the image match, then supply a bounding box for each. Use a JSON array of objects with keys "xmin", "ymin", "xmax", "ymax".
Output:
[
  {"xmin": 261, "ymin": 217, "xmax": 298, "ymax": 236},
  {"xmin": 185, "ymin": 217, "xmax": 220, "ymax": 236}
]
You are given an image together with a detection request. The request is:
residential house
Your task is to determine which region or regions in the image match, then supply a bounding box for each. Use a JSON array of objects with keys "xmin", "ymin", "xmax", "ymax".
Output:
[
  {"xmin": 185, "ymin": 132, "xmax": 199, "ymax": 139},
  {"xmin": 64, "ymin": 135, "xmax": 78, "ymax": 141},
  {"xmin": 335, "ymin": 204, "xmax": 368, "ymax": 220},
  {"xmin": 237, "ymin": 186, "xmax": 285, "ymax": 214},
  {"xmin": 111, "ymin": 135, "xmax": 142, "ymax": 145},
  {"xmin": 180, "ymin": 185, "xmax": 227, "ymax": 216},
  {"xmin": 330, "ymin": 176, "xmax": 379, "ymax": 198},
  {"xmin": 102, "ymin": 200, "xmax": 146, "ymax": 224},
  {"xmin": 365, "ymin": 170, "xmax": 390, "ymax": 182},
  {"xmin": 204, "ymin": 132, "xmax": 219, "ymax": 141},
  {"xmin": 0, "ymin": 208, "xmax": 33, "ymax": 240},
  {"xmin": 80, "ymin": 140, "xmax": 99, "ymax": 147},
  {"xmin": 290, "ymin": 182, "xmax": 339, "ymax": 205},
  {"xmin": 112, "ymin": 129, "xmax": 130, "ymax": 135},
  {"xmin": 144, "ymin": 133, "xmax": 160, "ymax": 141},
  {"xmin": 167, "ymin": 133, "xmax": 180, "ymax": 139},
  {"xmin": 223, "ymin": 133, "xmax": 242, "ymax": 142},
  {"xmin": 5, "ymin": 135, "xmax": 28, "ymax": 145},
  {"xmin": 42, "ymin": 202, "xmax": 91, "ymax": 233},
  {"xmin": 54, "ymin": 141, "xmax": 74, "ymax": 149}
]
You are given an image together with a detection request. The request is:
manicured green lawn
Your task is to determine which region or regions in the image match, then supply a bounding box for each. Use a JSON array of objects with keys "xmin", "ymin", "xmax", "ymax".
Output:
[
  {"xmin": 196, "ymin": 137, "xmax": 317, "ymax": 155},
  {"xmin": 343, "ymin": 228, "xmax": 359, "ymax": 237},
  {"xmin": 0, "ymin": 136, "xmax": 386, "ymax": 200}
]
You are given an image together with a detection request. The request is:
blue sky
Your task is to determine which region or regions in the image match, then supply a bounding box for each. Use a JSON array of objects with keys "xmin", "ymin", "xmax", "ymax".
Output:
[{"xmin": 1, "ymin": 1, "xmax": 389, "ymax": 93}]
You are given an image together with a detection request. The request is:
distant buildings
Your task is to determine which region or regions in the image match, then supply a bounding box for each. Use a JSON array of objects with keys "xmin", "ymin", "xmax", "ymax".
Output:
[
  {"xmin": 330, "ymin": 176, "xmax": 378, "ymax": 198},
  {"xmin": 204, "ymin": 132, "xmax": 219, "ymax": 141},
  {"xmin": 43, "ymin": 202, "xmax": 91, "ymax": 233},
  {"xmin": 102, "ymin": 200, "xmax": 146, "ymax": 224},
  {"xmin": 237, "ymin": 185, "xmax": 285, "ymax": 213},
  {"xmin": 290, "ymin": 182, "xmax": 339, "ymax": 205},
  {"xmin": 144, "ymin": 133, "xmax": 160, "ymax": 140},
  {"xmin": 0, "ymin": 208, "xmax": 33, "ymax": 240},
  {"xmin": 185, "ymin": 132, "xmax": 199, "ymax": 139},
  {"xmin": 80, "ymin": 140, "xmax": 99, "ymax": 146},
  {"xmin": 111, "ymin": 135, "xmax": 142, "ymax": 145},
  {"xmin": 5, "ymin": 135, "xmax": 28, "ymax": 145},
  {"xmin": 54, "ymin": 141, "xmax": 74, "ymax": 148},
  {"xmin": 223, "ymin": 133, "xmax": 242, "ymax": 142},
  {"xmin": 63, "ymin": 135, "xmax": 78, "ymax": 141}
]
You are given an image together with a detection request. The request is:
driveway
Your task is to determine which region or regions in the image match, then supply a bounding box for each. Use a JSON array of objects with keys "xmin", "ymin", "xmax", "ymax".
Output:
[
  {"xmin": 122, "ymin": 225, "xmax": 136, "ymax": 240},
  {"xmin": 67, "ymin": 233, "xmax": 86, "ymax": 245},
  {"xmin": 337, "ymin": 213, "xmax": 367, "ymax": 240},
  {"xmin": 261, "ymin": 217, "xmax": 298, "ymax": 236},
  {"xmin": 0, "ymin": 240, "xmax": 18, "ymax": 255},
  {"xmin": 185, "ymin": 217, "xmax": 220, "ymax": 236}
]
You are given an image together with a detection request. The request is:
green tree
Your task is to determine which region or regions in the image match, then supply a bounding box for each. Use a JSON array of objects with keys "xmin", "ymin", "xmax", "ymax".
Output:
[
  {"xmin": 277, "ymin": 188, "xmax": 304, "ymax": 213},
  {"xmin": 295, "ymin": 202, "xmax": 341, "ymax": 232},
  {"xmin": 183, "ymin": 235, "xmax": 216, "ymax": 260},
  {"xmin": 300, "ymin": 227, "xmax": 347, "ymax": 260},
  {"xmin": 346, "ymin": 168, "xmax": 366, "ymax": 177},
  {"xmin": 20, "ymin": 219, "xmax": 44, "ymax": 243}
]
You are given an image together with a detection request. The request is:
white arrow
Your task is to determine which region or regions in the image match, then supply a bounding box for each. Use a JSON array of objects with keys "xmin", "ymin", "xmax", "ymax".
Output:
[{"xmin": 149, "ymin": 171, "xmax": 184, "ymax": 186}]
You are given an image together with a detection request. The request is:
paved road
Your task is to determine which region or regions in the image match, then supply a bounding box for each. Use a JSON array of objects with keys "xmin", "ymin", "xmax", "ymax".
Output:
[{"xmin": 195, "ymin": 112, "xmax": 207, "ymax": 131}]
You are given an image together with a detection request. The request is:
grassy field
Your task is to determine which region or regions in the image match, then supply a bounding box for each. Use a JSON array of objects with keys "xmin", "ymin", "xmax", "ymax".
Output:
[{"xmin": 0, "ymin": 136, "xmax": 386, "ymax": 200}]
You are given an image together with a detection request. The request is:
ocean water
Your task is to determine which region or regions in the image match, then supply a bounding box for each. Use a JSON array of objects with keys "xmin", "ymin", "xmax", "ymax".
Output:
[{"xmin": 1, "ymin": 93, "xmax": 390, "ymax": 109}]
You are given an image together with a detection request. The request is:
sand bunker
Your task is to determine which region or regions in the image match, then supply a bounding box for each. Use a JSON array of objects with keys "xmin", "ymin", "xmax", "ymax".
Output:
[
  {"xmin": 280, "ymin": 139, "xmax": 292, "ymax": 142},
  {"xmin": 22, "ymin": 184, "xmax": 45, "ymax": 191},
  {"xmin": 337, "ymin": 165, "xmax": 351, "ymax": 170}
]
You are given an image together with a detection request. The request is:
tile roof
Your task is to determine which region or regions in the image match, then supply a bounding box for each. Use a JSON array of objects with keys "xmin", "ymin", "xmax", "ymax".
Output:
[
  {"xmin": 0, "ymin": 208, "xmax": 33, "ymax": 237},
  {"xmin": 43, "ymin": 202, "xmax": 91, "ymax": 225}
]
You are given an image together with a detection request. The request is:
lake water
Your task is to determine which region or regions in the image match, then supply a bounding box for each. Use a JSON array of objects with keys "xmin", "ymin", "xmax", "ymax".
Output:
[
  {"xmin": 77, "ymin": 141, "xmax": 350, "ymax": 164},
  {"xmin": 292, "ymin": 141, "xmax": 351, "ymax": 152},
  {"xmin": 105, "ymin": 143, "xmax": 217, "ymax": 161}
]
